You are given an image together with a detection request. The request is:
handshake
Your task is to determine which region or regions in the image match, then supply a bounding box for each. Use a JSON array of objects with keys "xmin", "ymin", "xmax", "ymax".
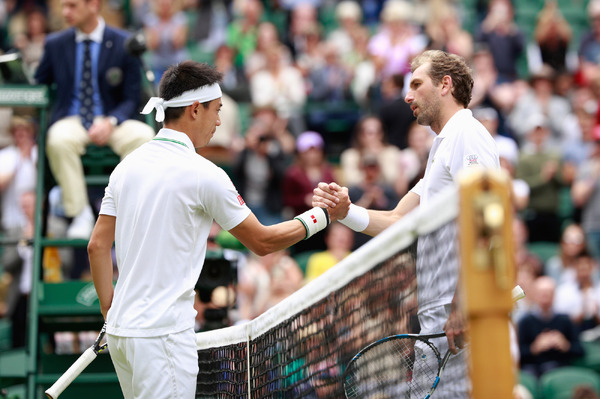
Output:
[{"xmin": 312, "ymin": 182, "xmax": 351, "ymax": 222}]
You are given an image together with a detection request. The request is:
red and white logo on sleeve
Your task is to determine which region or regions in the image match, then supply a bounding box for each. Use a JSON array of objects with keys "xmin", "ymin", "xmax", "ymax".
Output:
[{"xmin": 237, "ymin": 195, "xmax": 245, "ymax": 206}]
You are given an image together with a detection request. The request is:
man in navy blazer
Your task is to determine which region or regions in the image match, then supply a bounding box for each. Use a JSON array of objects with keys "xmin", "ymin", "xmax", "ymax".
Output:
[{"xmin": 35, "ymin": 0, "xmax": 154, "ymax": 239}]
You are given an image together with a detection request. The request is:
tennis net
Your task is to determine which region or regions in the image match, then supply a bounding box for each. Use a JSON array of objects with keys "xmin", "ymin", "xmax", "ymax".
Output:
[{"xmin": 195, "ymin": 187, "xmax": 466, "ymax": 398}]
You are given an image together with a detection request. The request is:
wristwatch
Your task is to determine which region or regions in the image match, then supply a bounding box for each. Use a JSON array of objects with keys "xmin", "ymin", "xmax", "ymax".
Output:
[{"xmin": 108, "ymin": 116, "xmax": 118, "ymax": 127}]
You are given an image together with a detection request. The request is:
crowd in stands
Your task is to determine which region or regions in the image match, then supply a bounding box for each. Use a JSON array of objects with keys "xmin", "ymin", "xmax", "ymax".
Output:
[{"xmin": 1, "ymin": 0, "xmax": 600, "ymax": 396}]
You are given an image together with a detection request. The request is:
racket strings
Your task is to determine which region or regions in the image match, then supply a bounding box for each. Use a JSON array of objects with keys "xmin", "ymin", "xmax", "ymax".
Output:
[{"xmin": 345, "ymin": 338, "xmax": 440, "ymax": 399}]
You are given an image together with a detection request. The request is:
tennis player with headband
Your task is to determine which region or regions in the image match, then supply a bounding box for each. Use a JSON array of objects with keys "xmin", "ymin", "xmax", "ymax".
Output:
[
  {"xmin": 313, "ymin": 50, "xmax": 501, "ymax": 397},
  {"xmin": 88, "ymin": 60, "xmax": 346, "ymax": 399}
]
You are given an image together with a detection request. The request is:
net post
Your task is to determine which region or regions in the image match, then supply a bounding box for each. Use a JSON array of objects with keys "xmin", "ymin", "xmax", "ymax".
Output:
[{"xmin": 457, "ymin": 168, "xmax": 515, "ymax": 398}]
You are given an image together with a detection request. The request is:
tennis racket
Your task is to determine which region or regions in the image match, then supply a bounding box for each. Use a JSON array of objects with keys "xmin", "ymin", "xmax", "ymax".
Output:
[
  {"xmin": 343, "ymin": 332, "xmax": 450, "ymax": 399},
  {"xmin": 45, "ymin": 323, "xmax": 108, "ymax": 399}
]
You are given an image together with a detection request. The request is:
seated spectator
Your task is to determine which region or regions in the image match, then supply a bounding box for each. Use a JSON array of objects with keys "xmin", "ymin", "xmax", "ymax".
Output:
[
  {"xmin": 327, "ymin": 0, "xmax": 364, "ymax": 59},
  {"xmin": 546, "ymin": 224, "xmax": 592, "ymax": 285},
  {"xmin": 340, "ymin": 115, "xmax": 400, "ymax": 188},
  {"xmin": 518, "ymin": 276, "xmax": 584, "ymax": 378},
  {"xmin": 305, "ymin": 223, "xmax": 354, "ymax": 282},
  {"xmin": 377, "ymin": 73, "xmax": 415, "ymax": 149},
  {"xmin": 237, "ymin": 249, "xmax": 303, "ymax": 321},
  {"xmin": 554, "ymin": 251, "xmax": 600, "ymax": 335},
  {"xmin": 571, "ymin": 126, "xmax": 600, "ymax": 262},
  {"xmin": 577, "ymin": 0, "xmax": 600, "ymax": 86},
  {"xmin": 0, "ymin": 117, "xmax": 37, "ymax": 346},
  {"xmin": 348, "ymin": 152, "xmax": 399, "ymax": 248},
  {"xmin": 11, "ymin": 6, "xmax": 47, "ymax": 76},
  {"xmin": 508, "ymin": 65, "xmax": 573, "ymax": 144},
  {"xmin": 34, "ymin": 0, "xmax": 155, "ymax": 239},
  {"xmin": 396, "ymin": 122, "xmax": 433, "ymax": 196}
]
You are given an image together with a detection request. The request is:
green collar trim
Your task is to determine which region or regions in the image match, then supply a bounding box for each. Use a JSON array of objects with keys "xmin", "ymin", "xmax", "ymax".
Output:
[{"xmin": 153, "ymin": 137, "xmax": 189, "ymax": 148}]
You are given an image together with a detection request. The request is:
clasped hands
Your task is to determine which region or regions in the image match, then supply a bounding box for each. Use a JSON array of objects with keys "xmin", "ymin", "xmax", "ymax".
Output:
[{"xmin": 312, "ymin": 182, "xmax": 351, "ymax": 223}]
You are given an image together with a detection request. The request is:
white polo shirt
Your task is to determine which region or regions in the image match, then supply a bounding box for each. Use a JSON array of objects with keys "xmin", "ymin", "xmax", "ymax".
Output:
[
  {"xmin": 411, "ymin": 108, "xmax": 500, "ymax": 314},
  {"xmin": 100, "ymin": 128, "xmax": 251, "ymax": 337}
]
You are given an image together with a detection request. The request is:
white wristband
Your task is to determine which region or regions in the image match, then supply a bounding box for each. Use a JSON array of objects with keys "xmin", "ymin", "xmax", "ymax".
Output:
[
  {"xmin": 339, "ymin": 204, "xmax": 369, "ymax": 232},
  {"xmin": 294, "ymin": 207, "xmax": 330, "ymax": 240}
]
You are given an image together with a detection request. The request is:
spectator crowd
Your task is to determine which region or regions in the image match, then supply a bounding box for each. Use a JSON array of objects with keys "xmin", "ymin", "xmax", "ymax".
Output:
[{"xmin": 1, "ymin": 0, "xmax": 600, "ymax": 396}]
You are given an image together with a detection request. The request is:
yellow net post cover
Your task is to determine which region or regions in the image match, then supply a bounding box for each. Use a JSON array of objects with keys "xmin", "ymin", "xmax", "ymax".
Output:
[{"xmin": 458, "ymin": 168, "xmax": 516, "ymax": 398}]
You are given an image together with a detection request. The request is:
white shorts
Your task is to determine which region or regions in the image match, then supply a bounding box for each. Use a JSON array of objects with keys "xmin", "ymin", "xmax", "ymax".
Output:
[{"xmin": 107, "ymin": 328, "xmax": 198, "ymax": 399}]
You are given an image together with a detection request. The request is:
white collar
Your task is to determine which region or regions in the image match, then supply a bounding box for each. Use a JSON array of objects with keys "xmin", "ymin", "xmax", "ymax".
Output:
[
  {"xmin": 75, "ymin": 17, "xmax": 105, "ymax": 44},
  {"xmin": 155, "ymin": 128, "xmax": 195, "ymax": 150}
]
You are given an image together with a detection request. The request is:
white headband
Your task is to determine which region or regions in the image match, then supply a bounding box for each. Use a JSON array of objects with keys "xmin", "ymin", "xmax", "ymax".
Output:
[{"xmin": 141, "ymin": 83, "xmax": 222, "ymax": 122}]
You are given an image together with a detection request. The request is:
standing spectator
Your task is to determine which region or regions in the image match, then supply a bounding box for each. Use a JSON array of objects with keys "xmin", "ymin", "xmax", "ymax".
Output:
[
  {"xmin": 425, "ymin": 4, "xmax": 473, "ymax": 61},
  {"xmin": 305, "ymin": 223, "xmax": 354, "ymax": 282},
  {"xmin": 476, "ymin": 0, "xmax": 524, "ymax": 83},
  {"xmin": 283, "ymin": 131, "xmax": 336, "ymax": 252},
  {"xmin": 339, "ymin": 115, "xmax": 400, "ymax": 188},
  {"xmin": 572, "ymin": 125, "xmax": 600, "ymax": 261},
  {"xmin": 142, "ymin": 0, "xmax": 189, "ymax": 85},
  {"xmin": 232, "ymin": 107, "xmax": 294, "ymax": 226},
  {"xmin": 249, "ymin": 43, "xmax": 307, "ymax": 136},
  {"xmin": 226, "ymin": 0, "xmax": 263, "ymax": 68},
  {"xmin": 554, "ymin": 251, "xmax": 600, "ymax": 334},
  {"xmin": 518, "ymin": 276, "xmax": 584, "ymax": 378},
  {"xmin": 34, "ymin": 0, "xmax": 155, "ymax": 239},
  {"xmin": 244, "ymin": 21, "xmax": 289, "ymax": 79},
  {"xmin": 515, "ymin": 114, "xmax": 566, "ymax": 243},
  {"xmin": 283, "ymin": 1, "xmax": 319, "ymax": 60},
  {"xmin": 529, "ymin": 0, "xmax": 573, "ymax": 75}
]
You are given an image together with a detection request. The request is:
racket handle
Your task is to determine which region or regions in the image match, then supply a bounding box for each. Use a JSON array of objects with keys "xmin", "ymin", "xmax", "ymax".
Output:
[
  {"xmin": 45, "ymin": 346, "xmax": 98, "ymax": 399},
  {"xmin": 512, "ymin": 285, "xmax": 525, "ymax": 302}
]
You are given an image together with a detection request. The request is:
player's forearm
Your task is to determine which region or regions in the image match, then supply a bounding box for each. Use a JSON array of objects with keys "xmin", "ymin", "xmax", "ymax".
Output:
[{"xmin": 89, "ymin": 253, "xmax": 114, "ymax": 320}]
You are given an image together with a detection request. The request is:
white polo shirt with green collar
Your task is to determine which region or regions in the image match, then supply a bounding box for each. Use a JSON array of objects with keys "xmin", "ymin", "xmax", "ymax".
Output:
[{"xmin": 100, "ymin": 128, "xmax": 251, "ymax": 337}]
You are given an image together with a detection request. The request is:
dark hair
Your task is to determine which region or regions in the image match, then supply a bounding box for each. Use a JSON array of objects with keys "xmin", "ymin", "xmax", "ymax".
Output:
[
  {"xmin": 158, "ymin": 61, "xmax": 223, "ymax": 123},
  {"xmin": 411, "ymin": 50, "xmax": 473, "ymax": 108}
]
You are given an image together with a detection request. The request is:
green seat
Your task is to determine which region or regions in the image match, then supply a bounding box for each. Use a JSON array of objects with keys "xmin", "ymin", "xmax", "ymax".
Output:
[
  {"xmin": 540, "ymin": 366, "xmax": 600, "ymax": 399},
  {"xmin": 574, "ymin": 341, "xmax": 600, "ymax": 373},
  {"xmin": 520, "ymin": 370, "xmax": 540, "ymax": 399},
  {"xmin": 527, "ymin": 241, "xmax": 560, "ymax": 264}
]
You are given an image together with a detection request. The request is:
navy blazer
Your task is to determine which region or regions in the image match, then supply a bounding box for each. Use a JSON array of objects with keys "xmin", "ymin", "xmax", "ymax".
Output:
[{"xmin": 35, "ymin": 25, "xmax": 143, "ymax": 127}]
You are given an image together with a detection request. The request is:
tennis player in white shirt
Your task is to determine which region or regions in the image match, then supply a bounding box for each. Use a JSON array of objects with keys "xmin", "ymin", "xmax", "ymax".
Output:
[
  {"xmin": 88, "ymin": 61, "xmax": 346, "ymax": 399},
  {"xmin": 313, "ymin": 50, "xmax": 500, "ymax": 398}
]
